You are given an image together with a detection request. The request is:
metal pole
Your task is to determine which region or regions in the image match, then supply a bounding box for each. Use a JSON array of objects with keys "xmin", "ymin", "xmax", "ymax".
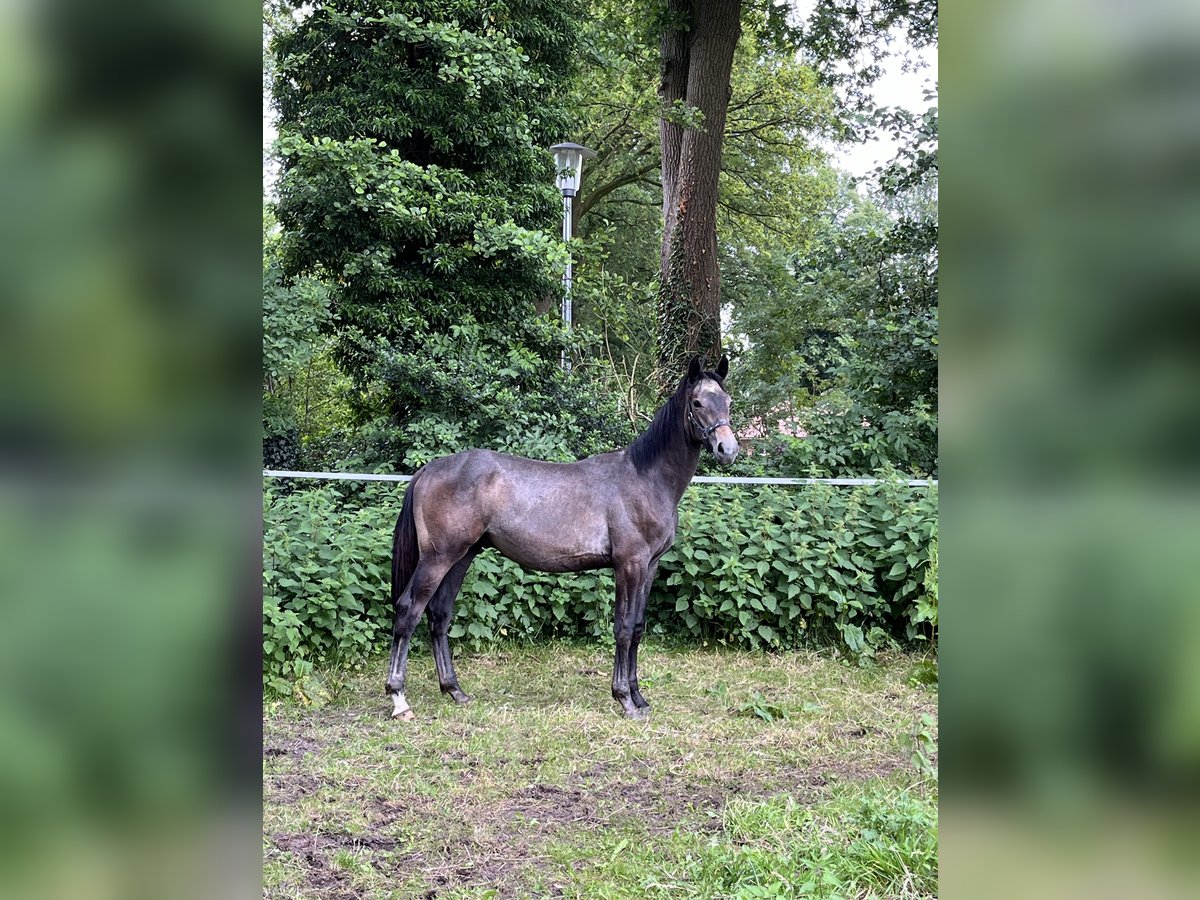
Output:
[
  {"xmin": 265, "ymin": 469, "xmax": 939, "ymax": 487},
  {"xmin": 561, "ymin": 192, "xmax": 573, "ymax": 372}
]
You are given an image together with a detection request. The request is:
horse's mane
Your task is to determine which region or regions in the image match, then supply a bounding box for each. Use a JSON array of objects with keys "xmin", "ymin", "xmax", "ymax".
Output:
[{"xmin": 627, "ymin": 371, "xmax": 724, "ymax": 474}]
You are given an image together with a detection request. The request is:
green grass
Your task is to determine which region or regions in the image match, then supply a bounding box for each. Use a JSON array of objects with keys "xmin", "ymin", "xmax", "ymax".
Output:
[{"xmin": 263, "ymin": 643, "xmax": 937, "ymax": 898}]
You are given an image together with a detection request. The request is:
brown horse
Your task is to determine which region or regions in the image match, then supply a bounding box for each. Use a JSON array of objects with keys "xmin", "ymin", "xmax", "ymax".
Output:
[{"xmin": 386, "ymin": 355, "xmax": 738, "ymax": 719}]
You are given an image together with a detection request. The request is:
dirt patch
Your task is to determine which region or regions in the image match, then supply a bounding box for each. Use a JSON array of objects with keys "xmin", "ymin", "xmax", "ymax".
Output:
[
  {"xmin": 840, "ymin": 724, "xmax": 885, "ymax": 739},
  {"xmin": 368, "ymin": 794, "xmax": 441, "ymax": 830},
  {"xmin": 478, "ymin": 765, "xmax": 794, "ymax": 847},
  {"xmin": 802, "ymin": 756, "xmax": 908, "ymax": 787},
  {"xmin": 265, "ymin": 771, "xmax": 322, "ymax": 805},
  {"xmin": 267, "ymin": 832, "xmax": 361, "ymax": 900},
  {"xmin": 263, "ymin": 733, "xmax": 322, "ymax": 758},
  {"xmin": 262, "ymin": 712, "xmax": 331, "ymax": 760},
  {"xmin": 271, "ymin": 831, "xmax": 407, "ymax": 854},
  {"xmin": 422, "ymin": 854, "xmax": 546, "ymax": 900},
  {"xmin": 345, "ymin": 786, "xmax": 581, "ymax": 898},
  {"xmin": 496, "ymin": 754, "xmax": 911, "ymax": 839},
  {"xmin": 504, "ymin": 782, "xmax": 598, "ymax": 828},
  {"xmin": 268, "ymin": 830, "xmax": 429, "ymax": 899}
]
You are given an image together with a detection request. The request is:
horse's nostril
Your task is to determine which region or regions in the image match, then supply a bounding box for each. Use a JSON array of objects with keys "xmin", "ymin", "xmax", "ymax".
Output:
[{"xmin": 718, "ymin": 442, "xmax": 726, "ymax": 455}]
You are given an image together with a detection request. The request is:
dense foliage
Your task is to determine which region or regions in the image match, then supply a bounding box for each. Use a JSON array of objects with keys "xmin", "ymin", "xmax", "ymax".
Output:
[
  {"xmin": 263, "ymin": 479, "xmax": 937, "ymax": 695},
  {"xmin": 730, "ymin": 107, "xmax": 938, "ymax": 478},
  {"xmin": 263, "ymin": 209, "xmax": 354, "ymax": 470},
  {"xmin": 263, "ymin": 1, "xmax": 938, "ymax": 479},
  {"xmin": 270, "ymin": 0, "xmax": 625, "ymax": 468}
]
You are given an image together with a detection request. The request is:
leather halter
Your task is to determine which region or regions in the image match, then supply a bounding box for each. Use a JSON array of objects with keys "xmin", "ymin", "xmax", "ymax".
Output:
[{"xmin": 688, "ymin": 408, "xmax": 731, "ymax": 443}]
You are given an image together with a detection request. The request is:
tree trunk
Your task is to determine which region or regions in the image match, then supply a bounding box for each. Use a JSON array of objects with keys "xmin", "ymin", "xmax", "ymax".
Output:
[
  {"xmin": 658, "ymin": 0, "xmax": 691, "ymax": 271},
  {"xmin": 657, "ymin": 0, "xmax": 741, "ymax": 386}
]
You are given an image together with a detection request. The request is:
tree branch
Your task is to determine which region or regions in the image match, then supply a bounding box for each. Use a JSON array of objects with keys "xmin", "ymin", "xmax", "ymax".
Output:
[{"xmin": 578, "ymin": 160, "xmax": 661, "ymax": 219}]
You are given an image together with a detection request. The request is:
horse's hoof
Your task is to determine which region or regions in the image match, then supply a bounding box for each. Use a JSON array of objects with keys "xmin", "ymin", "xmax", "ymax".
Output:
[
  {"xmin": 390, "ymin": 692, "xmax": 415, "ymax": 720},
  {"xmin": 623, "ymin": 705, "xmax": 650, "ymax": 720},
  {"xmin": 447, "ymin": 690, "xmax": 472, "ymax": 704}
]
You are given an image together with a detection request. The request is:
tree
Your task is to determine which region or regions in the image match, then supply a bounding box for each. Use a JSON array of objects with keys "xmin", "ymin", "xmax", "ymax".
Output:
[
  {"xmin": 652, "ymin": 0, "xmax": 938, "ymax": 385},
  {"xmin": 263, "ymin": 207, "xmax": 354, "ymax": 470},
  {"xmin": 270, "ymin": 0, "xmax": 625, "ymax": 468},
  {"xmin": 801, "ymin": 0, "xmax": 938, "ymax": 116},
  {"xmin": 567, "ymin": 0, "xmax": 836, "ymax": 408},
  {"xmin": 655, "ymin": 0, "xmax": 744, "ymax": 380},
  {"xmin": 728, "ymin": 95, "xmax": 939, "ymax": 477},
  {"xmin": 728, "ymin": 175, "xmax": 881, "ymax": 416}
]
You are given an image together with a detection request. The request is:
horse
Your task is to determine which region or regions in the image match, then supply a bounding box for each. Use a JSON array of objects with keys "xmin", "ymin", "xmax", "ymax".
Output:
[{"xmin": 386, "ymin": 354, "xmax": 738, "ymax": 720}]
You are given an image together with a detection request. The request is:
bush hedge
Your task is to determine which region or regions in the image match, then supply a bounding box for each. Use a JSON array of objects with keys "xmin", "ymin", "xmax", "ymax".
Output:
[{"xmin": 263, "ymin": 478, "xmax": 937, "ymax": 695}]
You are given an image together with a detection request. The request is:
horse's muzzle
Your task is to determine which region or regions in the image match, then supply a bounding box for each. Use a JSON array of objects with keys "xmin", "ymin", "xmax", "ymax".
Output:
[{"xmin": 710, "ymin": 426, "xmax": 739, "ymax": 466}]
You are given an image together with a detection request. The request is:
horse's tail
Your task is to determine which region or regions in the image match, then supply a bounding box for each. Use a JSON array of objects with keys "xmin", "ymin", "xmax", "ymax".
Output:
[{"xmin": 391, "ymin": 473, "xmax": 421, "ymax": 608}]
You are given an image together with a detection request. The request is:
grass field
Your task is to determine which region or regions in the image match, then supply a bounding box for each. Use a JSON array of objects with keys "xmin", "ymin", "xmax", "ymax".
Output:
[{"xmin": 263, "ymin": 643, "xmax": 938, "ymax": 899}]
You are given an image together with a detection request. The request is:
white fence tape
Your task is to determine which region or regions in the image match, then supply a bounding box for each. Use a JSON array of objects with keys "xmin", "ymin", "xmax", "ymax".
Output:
[{"xmin": 264, "ymin": 469, "xmax": 936, "ymax": 487}]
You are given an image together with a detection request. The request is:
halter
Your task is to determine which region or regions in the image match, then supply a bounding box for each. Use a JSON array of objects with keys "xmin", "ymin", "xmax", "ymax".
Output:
[{"xmin": 688, "ymin": 408, "xmax": 731, "ymax": 443}]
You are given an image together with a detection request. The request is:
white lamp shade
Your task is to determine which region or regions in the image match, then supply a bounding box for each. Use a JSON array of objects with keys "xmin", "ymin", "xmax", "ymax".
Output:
[{"xmin": 549, "ymin": 142, "xmax": 596, "ymax": 197}]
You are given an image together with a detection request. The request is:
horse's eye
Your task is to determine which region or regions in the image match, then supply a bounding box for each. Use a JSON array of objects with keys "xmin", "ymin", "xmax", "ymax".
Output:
[{"xmin": 692, "ymin": 400, "xmax": 701, "ymax": 408}]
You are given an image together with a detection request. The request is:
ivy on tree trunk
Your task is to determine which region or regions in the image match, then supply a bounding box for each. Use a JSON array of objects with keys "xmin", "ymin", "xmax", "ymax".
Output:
[{"xmin": 656, "ymin": 0, "xmax": 742, "ymax": 385}]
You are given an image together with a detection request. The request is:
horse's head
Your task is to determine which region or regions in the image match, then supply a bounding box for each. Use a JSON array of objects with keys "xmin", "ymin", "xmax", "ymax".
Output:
[{"xmin": 685, "ymin": 355, "xmax": 739, "ymax": 466}]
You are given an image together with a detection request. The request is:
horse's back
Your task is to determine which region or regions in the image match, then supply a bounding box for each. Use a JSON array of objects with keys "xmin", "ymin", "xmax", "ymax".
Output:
[{"xmin": 415, "ymin": 448, "xmax": 622, "ymax": 572}]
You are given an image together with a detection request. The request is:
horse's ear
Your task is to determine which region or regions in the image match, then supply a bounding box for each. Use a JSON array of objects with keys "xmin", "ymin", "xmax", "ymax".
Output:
[
  {"xmin": 715, "ymin": 355, "xmax": 729, "ymax": 380},
  {"xmin": 686, "ymin": 355, "xmax": 703, "ymax": 382}
]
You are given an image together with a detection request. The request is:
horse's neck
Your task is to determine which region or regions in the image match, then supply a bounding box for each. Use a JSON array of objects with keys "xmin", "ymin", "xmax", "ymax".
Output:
[
  {"xmin": 663, "ymin": 443, "xmax": 701, "ymax": 503},
  {"xmin": 624, "ymin": 390, "xmax": 702, "ymax": 503},
  {"xmin": 646, "ymin": 427, "xmax": 701, "ymax": 503}
]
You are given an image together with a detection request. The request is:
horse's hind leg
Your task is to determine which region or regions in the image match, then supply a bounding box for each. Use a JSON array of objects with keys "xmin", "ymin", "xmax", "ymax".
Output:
[
  {"xmin": 386, "ymin": 553, "xmax": 462, "ymax": 720},
  {"xmin": 426, "ymin": 549, "xmax": 478, "ymax": 704}
]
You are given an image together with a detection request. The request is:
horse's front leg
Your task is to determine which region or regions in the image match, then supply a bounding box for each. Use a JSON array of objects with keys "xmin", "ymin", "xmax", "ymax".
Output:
[
  {"xmin": 612, "ymin": 558, "xmax": 650, "ymax": 719},
  {"xmin": 627, "ymin": 562, "xmax": 658, "ymax": 710}
]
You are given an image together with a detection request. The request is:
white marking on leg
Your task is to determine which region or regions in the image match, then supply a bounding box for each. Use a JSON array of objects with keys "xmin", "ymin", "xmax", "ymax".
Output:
[{"xmin": 391, "ymin": 692, "xmax": 411, "ymax": 718}]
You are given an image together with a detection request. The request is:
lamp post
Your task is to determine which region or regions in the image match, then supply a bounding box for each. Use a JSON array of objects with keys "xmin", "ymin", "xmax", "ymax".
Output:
[{"xmin": 549, "ymin": 141, "xmax": 596, "ymax": 371}]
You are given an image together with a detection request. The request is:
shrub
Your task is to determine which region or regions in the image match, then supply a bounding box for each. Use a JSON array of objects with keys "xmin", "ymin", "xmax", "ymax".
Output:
[
  {"xmin": 654, "ymin": 479, "xmax": 937, "ymax": 655},
  {"xmin": 262, "ymin": 486, "xmax": 395, "ymax": 695},
  {"xmin": 915, "ymin": 528, "xmax": 938, "ymax": 641},
  {"xmin": 263, "ymin": 478, "xmax": 938, "ymax": 693}
]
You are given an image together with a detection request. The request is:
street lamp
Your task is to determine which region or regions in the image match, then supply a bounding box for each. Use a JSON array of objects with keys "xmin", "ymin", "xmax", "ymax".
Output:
[{"xmin": 549, "ymin": 142, "xmax": 596, "ymax": 370}]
